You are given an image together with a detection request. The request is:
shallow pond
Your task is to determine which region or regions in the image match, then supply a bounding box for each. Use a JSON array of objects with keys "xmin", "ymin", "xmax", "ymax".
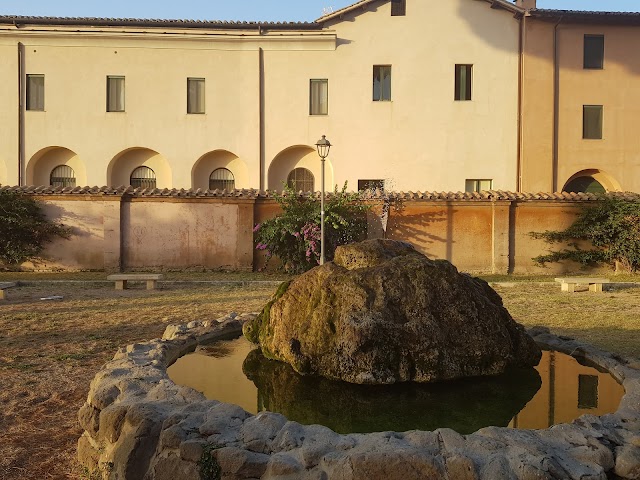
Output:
[{"xmin": 167, "ymin": 337, "xmax": 624, "ymax": 434}]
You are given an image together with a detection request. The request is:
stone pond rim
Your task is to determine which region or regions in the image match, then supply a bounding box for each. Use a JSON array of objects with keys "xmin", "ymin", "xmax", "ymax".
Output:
[{"xmin": 243, "ymin": 239, "xmax": 542, "ymax": 385}]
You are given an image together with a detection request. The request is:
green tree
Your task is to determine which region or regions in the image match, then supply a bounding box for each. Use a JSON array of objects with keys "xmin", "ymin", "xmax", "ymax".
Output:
[
  {"xmin": 0, "ymin": 191, "xmax": 71, "ymax": 265},
  {"xmin": 531, "ymin": 196, "xmax": 640, "ymax": 272},
  {"xmin": 254, "ymin": 183, "xmax": 370, "ymax": 272}
]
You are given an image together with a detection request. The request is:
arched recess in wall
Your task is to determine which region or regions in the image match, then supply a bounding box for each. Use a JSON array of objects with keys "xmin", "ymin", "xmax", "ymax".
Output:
[
  {"xmin": 562, "ymin": 169, "xmax": 621, "ymax": 194},
  {"xmin": 268, "ymin": 145, "xmax": 334, "ymax": 192},
  {"xmin": 191, "ymin": 150, "xmax": 249, "ymax": 190},
  {"xmin": 26, "ymin": 147, "xmax": 87, "ymax": 187},
  {"xmin": 107, "ymin": 147, "xmax": 171, "ymax": 188}
]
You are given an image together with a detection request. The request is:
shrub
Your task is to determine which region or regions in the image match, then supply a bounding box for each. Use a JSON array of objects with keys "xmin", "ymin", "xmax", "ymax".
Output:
[
  {"xmin": 254, "ymin": 183, "xmax": 370, "ymax": 272},
  {"xmin": 0, "ymin": 191, "xmax": 71, "ymax": 265},
  {"xmin": 531, "ymin": 196, "xmax": 640, "ymax": 272}
]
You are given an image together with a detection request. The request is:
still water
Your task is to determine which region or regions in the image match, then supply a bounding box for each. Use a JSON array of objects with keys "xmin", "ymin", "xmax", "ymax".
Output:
[{"xmin": 167, "ymin": 336, "xmax": 624, "ymax": 434}]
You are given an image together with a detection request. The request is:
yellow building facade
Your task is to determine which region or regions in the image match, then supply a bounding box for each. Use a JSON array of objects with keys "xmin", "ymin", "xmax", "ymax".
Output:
[
  {"xmin": 0, "ymin": 0, "xmax": 638, "ymax": 193},
  {"xmin": 521, "ymin": 7, "xmax": 640, "ymax": 193}
]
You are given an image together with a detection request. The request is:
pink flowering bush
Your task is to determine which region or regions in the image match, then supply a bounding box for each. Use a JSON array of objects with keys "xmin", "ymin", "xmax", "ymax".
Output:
[{"xmin": 254, "ymin": 183, "xmax": 369, "ymax": 272}]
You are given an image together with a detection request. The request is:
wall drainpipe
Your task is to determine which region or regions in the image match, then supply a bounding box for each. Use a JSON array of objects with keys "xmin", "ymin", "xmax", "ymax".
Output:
[
  {"xmin": 553, "ymin": 17, "xmax": 563, "ymax": 192},
  {"xmin": 259, "ymin": 46, "xmax": 265, "ymax": 191},
  {"xmin": 517, "ymin": 13, "xmax": 525, "ymax": 192},
  {"xmin": 18, "ymin": 42, "xmax": 25, "ymax": 186}
]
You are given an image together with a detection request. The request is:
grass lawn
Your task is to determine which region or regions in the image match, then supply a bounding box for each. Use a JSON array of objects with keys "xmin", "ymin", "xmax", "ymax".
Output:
[{"xmin": 0, "ymin": 275, "xmax": 638, "ymax": 479}]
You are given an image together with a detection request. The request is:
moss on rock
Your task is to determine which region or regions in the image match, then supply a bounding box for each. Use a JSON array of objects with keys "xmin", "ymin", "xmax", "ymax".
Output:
[
  {"xmin": 243, "ymin": 280, "xmax": 291, "ymax": 345},
  {"xmin": 248, "ymin": 239, "xmax": 541, "ymax": 385}
]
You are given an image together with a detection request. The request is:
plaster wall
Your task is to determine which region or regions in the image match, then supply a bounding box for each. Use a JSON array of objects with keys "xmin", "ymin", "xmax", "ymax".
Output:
[
  {"xmin": 0, "ymin": 31, "xmax": 274, "ymax": 188},
  {"xmin": 511, "ymin": 202, "xmax": 584, "ymax": 274},
  {"xmin": 11, "ymin": 194, "xmax": 610, "ymax": 275},
  {"xmin": 386, "ymin": 202, "xmax": 494, "ymax": 272},
  {"xmin": 0, "ymin": 0, "xmax": 519, "ymax": 193},
  {"xmin": 264, "ymin": 0, "xmax": 521, "ymax": 192},
  {"xmin": 0, "ymin": 42, "xmax": 18, "ymax": 184},
  {"xmin": 520, "ymin": 20, "xmax": 555, "ymax": 193},
  {"xmin": 521, "ymin": 20, "xmax": 640, "ymax": 192},
  {"xmin": 30, "ymin": 198, "xmax": 108, "ymax": 270},
  {"xmin": 121, "ymin": 200, "xmax": 254, "ymax": 270}
]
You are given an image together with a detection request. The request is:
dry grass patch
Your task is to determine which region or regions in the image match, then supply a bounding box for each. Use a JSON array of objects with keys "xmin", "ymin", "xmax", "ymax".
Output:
[
  {"xmin": 0, "ymin": 279, "xmax": 638, "ymax": 479},
  {"xmin": 495, "ymin": 282, "xmax": 640, "ymax": 359},
  {"xmin": 0, "ymin": 283, "xmax": 276, "ymax": 480}
]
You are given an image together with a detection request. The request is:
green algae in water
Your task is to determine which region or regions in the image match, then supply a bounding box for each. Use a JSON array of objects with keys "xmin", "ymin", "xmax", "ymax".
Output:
[
  {"xmin": 242, "ymin": 347, "xmax": 542, "ymax": 435},
  {"xmin": 169, "ymin": 337, "xmax": 625, "ymax": 435}
]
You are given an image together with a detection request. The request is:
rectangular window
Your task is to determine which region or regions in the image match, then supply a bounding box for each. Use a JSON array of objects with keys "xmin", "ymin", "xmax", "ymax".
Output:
[
  {"xmin": 583, "ymin": 105, "xmax": 603, "ymax": 139},
  {"xmin": 107, "ymin": 76, "xmax": 125, "ymax": 112},
  {"xmin": 584, "ymin": 35, "xmax": 604, "ymax": 69},
  {"xmin": 26, "ymin": 74, "xmax": 45, "ymax": 111},
  {"xmin": 465, "ymin": 179, "xmax": 493, "ymax": 192},
  {"xmin": 455, "ymin": 64, "xmax": 473, "ymax": 101},
  {"xmin": 373, "ymin": 65, "xmax": 391, "ymax": 101},
  {"xmin": 309, "ymin": 79, "xmax": 328, "ymax": 115},
  {"xmin": 358, "ymin": 179, "xmax": 385, "ymax": 192},
  {"xmin": 391, "ymin": 0, "xmax": 406, "ymax": 16},
  {"xmin": 187, "ymin": 78, "xmax": 206, "ymax": 114},
  {"xmin": 578, "ymin": 375, "xmax": 599, "ymax": 409}
]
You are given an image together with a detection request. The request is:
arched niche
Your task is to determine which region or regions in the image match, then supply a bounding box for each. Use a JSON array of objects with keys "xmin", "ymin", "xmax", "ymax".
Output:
[
  {"xmin": 107, "ymin": 148, "xmax": 171, "ymax": 188},
  {"xmin": 191, "ymin": 150, "xmax": 249, "ymax": 190},
  {"xmin": 562, "ymin": 169, "xmax": 621, "ymax": 194},
  {"xmin": 268, "ymin": 145, "xmax": 334, "ymax": 192},
  {"xmin": 26, "ymin": 147, "xmax": 87, "ymax": 187}
]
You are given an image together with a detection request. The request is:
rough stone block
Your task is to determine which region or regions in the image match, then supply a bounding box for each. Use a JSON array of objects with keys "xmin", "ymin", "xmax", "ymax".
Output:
[
  {"xmin": 215, "ymin": 446, "xmax": 270, "ymax": 478},
  {"xmin": 614, "ymin": 445, "xmax": 640, "ymax": 479}
]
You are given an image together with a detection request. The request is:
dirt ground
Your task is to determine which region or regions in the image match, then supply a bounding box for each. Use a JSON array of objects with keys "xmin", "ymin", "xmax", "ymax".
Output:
[
  {"xmin": 0, "ymin": 279, "xmax": 638, "ymax": 479},
  {"xmin": 0, "ymin": 282, "xmax": 276, "ymax": 480}
]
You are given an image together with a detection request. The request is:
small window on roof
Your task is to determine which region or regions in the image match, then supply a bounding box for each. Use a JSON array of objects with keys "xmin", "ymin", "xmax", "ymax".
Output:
[
  {"xmin": 107, "ymin": 76, "xmax": 125, "ymax": 112},
  {"xmin": 391, "ymin": 0, "xmax": 406, "ymax": 16},
  {"xmin": 310, "ymin": 79, "xmax": 328, "ymax": 115},
  {"xmin": 583, "ymin": 105, "xmax": 603, "ymax": 139},
  {"xmin": 465, "ymin": 179, "xmax": 492, "ymax": 192},
  {"xmin": 50, "ymin": 165, "xmax": 76, "ymax": 188},
  {"xmin": 287, "ymin": 168, "xmax": 314, "ymax": 192},
  {"xmin": 188, "ymin": 78, "xmax": 205, "ymax": 114},
  {"xmin": 584, "ymin": 35, "xmax": 604, "ymax": 69},
  {"xmin": 27, "ymin": 74, "xmax": 45, "ymax": 111},
  {"xmin": 209, "ymin": 168, "xmax": 235, "ymax": 191},
  {"xmin": 455, "ymin": 65, "xmax": 473, "ymax": 101},
  {"xmin": 130, "ymin": 166, "xmax": 156, "ymax": 189},
  {"xmin": 373, "ymin": 65, "xmax": 392, "ymax": 101}
]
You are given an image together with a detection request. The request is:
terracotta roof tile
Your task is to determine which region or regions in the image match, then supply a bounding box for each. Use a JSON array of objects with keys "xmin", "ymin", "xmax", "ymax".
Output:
[
  {"xmin": 316, "ymin": 0, "xmax": 522, "ymax": 23},
  {"xmin": 0, "ymin": 15, "xmax": 320, "ymax": 30},
  {"xmin": 1, "ymin": 185, "xmax": 638, "ymax": 202}
]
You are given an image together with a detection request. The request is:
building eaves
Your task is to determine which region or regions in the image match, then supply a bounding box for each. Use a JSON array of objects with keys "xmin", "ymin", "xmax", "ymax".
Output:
[
  {"xmin": 529, "ymin": 9, "xmax": 640, "ymax": 25},
  {"xmin": 2, "ymin": 185, "xmax": 638, "ymax": 202},
  {"xmin": 315, "ymin": 0, "xmax": 523, "ymax": 24},
  {"xmin": 0, "ymin": 15, "xmax": 322, "ymax": 31}
]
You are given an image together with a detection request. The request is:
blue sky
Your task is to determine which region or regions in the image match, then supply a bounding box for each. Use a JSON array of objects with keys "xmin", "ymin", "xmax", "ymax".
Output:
[{"xmin": 0, "ymin": 1, "xmax": 637, "ymax": 22}]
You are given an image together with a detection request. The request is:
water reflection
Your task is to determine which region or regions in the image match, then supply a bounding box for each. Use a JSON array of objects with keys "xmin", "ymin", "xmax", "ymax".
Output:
[
  {"xmin": 167, "ymin": 337, "xmax": 624, "ymax": 434},
  {"xmin": 167, "ymin": 338, "xmax": 258, "ymax": 413},
  {"xmin": 243, "ymin": 348, "xmax": 541, "ymax": 434},
  {"xmin": 509, "ymin": 350, "xmax": 625, "ymax": 429}
]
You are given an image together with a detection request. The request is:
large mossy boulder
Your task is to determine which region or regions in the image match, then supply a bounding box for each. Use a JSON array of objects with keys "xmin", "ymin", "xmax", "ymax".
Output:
[{"xmin": 243, "ymin": 239, "xmax": 541, "ymax": 385}]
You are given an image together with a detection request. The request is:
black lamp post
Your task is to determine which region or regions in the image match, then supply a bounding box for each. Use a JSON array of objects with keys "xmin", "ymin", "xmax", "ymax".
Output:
[{"xmin": 315, "ymin": 135, "xmax": 332, "ymax": 265}]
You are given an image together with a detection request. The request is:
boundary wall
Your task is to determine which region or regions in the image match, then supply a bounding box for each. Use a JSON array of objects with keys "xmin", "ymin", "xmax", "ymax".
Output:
[{"xmin": 2, "ymin": 186, "xmax": 634, "ymax": 274}]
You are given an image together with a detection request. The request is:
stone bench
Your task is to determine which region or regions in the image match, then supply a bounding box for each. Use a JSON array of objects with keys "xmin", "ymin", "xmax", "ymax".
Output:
[
  {"xmin": 0, "ymin": 282, "xmax": 17, "ymax": 300},
  {"xmin": 555, "ymin": 277, "xmax": 610, "ymax": 293},
  {"xmin": 106, "ymin": 274, "xmax": 163, "ymax": 290}
]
